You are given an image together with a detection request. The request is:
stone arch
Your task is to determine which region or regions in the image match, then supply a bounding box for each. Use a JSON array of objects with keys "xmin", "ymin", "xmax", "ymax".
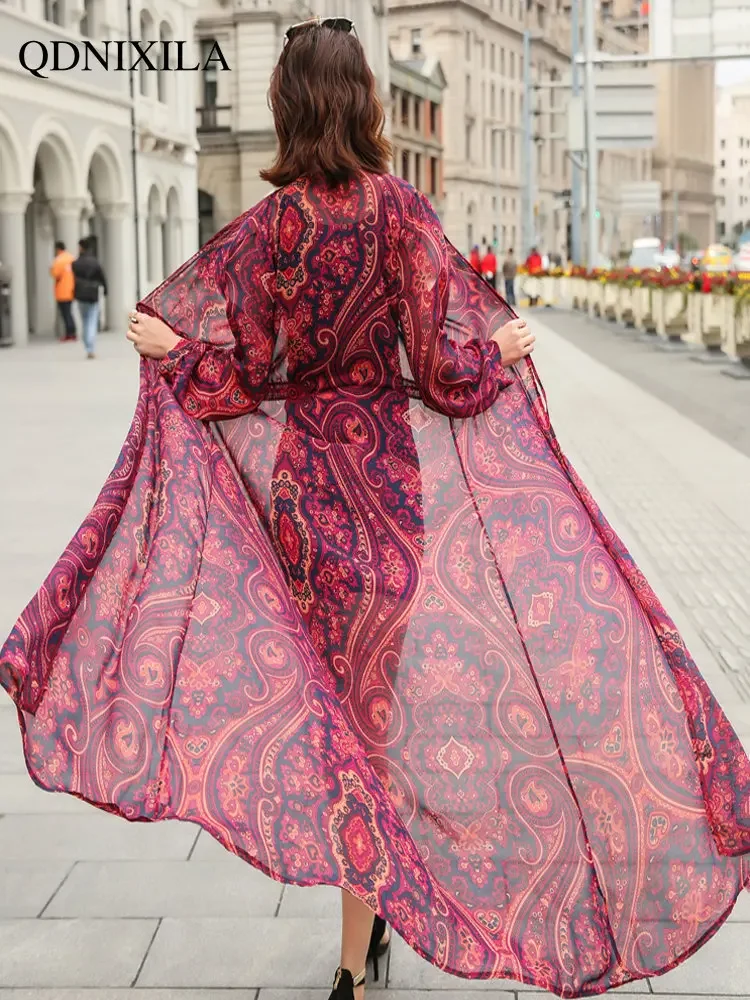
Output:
[
  {"xmin": 0, "ymin": 113, "xmax": 27, "ymax": 195},
  {"xmin": 82, "ymin": 133, "xmax": 127, "ymax": 207},
  {"xmin": 27, "ymin": 119, "xmax": 81, "ymax": 201},
  {"xmin": 82, "ymin": 139, "xmax": 129, "ymax": 330},
  {"xmin": 25, "ymin": 122, "xmax": 82, "ymax": 337}
]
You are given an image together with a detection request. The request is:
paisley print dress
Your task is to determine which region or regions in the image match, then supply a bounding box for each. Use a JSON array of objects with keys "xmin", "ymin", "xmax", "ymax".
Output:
[{"xmin": 1, "ymin": 173, "xmax": 748, "ymax": 997}]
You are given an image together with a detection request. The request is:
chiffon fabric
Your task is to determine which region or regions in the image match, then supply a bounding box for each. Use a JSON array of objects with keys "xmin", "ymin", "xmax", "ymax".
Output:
[{"xmin": 2, "ymin": 173, "xmax": 748, "ymax": 997}]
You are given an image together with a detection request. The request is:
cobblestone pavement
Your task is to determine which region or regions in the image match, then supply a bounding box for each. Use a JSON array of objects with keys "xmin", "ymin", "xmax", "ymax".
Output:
[{"xmin": 0, "ymin": 330, "xmax": 748, "ymax": 999}]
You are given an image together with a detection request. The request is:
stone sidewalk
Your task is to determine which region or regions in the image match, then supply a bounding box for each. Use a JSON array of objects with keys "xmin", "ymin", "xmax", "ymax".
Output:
[{"xmin": 0, "ymin": 328, "xmax": 748, "ymax": 999}]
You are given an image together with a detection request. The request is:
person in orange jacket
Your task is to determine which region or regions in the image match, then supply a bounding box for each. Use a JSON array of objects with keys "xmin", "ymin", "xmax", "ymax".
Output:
[
  {"xmin": 469, "ymin": 245, "xmax": 482, "ymax": 274},
  {"xmin": 50, "ymin": 240, "xmax": 76, "ymax": 341}
]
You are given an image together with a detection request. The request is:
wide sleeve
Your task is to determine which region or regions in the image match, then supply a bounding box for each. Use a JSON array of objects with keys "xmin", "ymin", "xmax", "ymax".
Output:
[
  {"xmin": 137, "ymin": 198, "xmax": 277, "ymax": 422},
  {"xmin": 395, "ymin": 188, "xmax": 514, "ymax": 418}
]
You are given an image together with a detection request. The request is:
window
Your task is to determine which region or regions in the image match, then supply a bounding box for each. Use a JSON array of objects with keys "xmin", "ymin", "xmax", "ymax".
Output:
[
  {"xmin": 491, "ymin": 130, "xmax": 497, "ymax": 168},
  {"xmin": 79, "ymin": 0, "xmax": 95, "ymax": 36},
  {"xmin": 415, "ymin": 152, "xmax": 423, "ymax": 189},
  {"xmin": 500, "ymin": 48, "xmax": 505, "ymax": 75},
  {"xmin": 44, "ymin": 0, "xmax": 63, "ymax": 25},
  {"xmin": 201, "ymin": 38, "xmax": 218, "ymax": 108},
  {"xmin": 414, "ymin": 99, "xmax": 422, "ymax": 133},
  {"xmin": 401, "ymin": 93, "xmax": 409, "ymax": 127},
  {"xmin": 490, "ymin": 43, "xmax": 496, "ymax": 71},
  {"xmin": 465, "ymin": 120, "xmax": 473, "ymax": 161},
  {"xmin": 139, "ymin": 12, "xmax": 152, "ymax": 96},
  {"xmin": 721, "ymin": 159, "xmax": 726, "ymax": 168},
  {"xmin": 490, "ymin": 83, "xmax": 496, "ymax": 117},
  {"xmin": 465, "ymin": 31, "xmax": 471, "ymax": 60},
  {"xmin": 158, "ymin": 21, "xmax": 172, "ymax": 103},
  {"xmin": 501, "ymin": 132, "xmax": 506, "ymax": 168},
  {"xmin": 465, "ymin": 73, "xmax": 472, "ymax": 107},
  {"xmin": 430, "ymin": 102, "xmax": 439, "ymax": 136},
  {"xmin": 401, "ymin": 150, "xmax": 410, "ymax": 183},
  {"xmin": 430, "ymin": 157, "xmax": 439, "ymax": 196},
  {"xmin": 510, "ymin": 52, "xmax": 515, "ymax": 78},
  {"xmin": 479, "ymin": 40, "xmax": 485, "ymax": 68},
  {"xmin": 411, "ymin": 28, "xmax": 422, "ymax": 55}
]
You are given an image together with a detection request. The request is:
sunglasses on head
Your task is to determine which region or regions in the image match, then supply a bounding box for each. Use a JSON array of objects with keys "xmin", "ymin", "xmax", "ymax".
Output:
[{"xmin": 285, "ymin": 16, "xmax": 355, "ymax": 43}]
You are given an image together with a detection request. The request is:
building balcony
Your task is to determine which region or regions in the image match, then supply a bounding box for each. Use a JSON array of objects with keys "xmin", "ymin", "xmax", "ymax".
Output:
[{"xmin": 197, "ymin": 105, "xmax": 232, "ymax": 133}]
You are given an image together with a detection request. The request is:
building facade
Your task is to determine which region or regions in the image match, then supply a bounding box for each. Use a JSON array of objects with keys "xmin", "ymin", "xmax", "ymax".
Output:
[
  {"xmin": 195, "ymin": 0, "xmax": 390, "ymax": 243},
  {"xmin": 715, "ymin": 83, "xmax": 750, "ymax": 244},
  {"xmin": 609, "ymin": 0, "xmax": 716, "ymax": 250},
  {"xmin": 0, "ymin": 0, "xmax": 199, "ymax": 347},
  {"xmin": 387, "ymin": 0, "xmax": 650, "ymax": 261},
  {"xmin": 390, "ymin": 52, "xmax": 446, "ymax": 218}
]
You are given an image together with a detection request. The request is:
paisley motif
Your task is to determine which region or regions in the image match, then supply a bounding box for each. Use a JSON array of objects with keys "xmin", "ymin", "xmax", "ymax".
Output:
[{"xmin": 1, "ymin": 173, "xmax": 748, "ymax": 998}]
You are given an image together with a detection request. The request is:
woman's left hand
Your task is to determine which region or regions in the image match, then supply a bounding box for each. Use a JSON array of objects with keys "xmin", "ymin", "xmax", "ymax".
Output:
[{"xmin": 127, "ymin": 310, "xmax": 181, "ymax": 359}]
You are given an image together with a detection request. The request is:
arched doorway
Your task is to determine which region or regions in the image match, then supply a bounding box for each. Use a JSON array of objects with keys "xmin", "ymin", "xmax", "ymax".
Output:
[
  {"xmin": 198, "ymin": 189, "xmax": 216, "ymax": 247},
  {"xmin": 0, "ymin": 120, "xmax": 28, "ymax": 345},
  {"xmin": 146, "ymin": 184, "xmax": 164, "ymax": 286},
  {"xmin": 164, "ymin": 187, "xmax": 181, "ymax": 276},
  {"xmin": 25, "ymin": 132, "xmax": 79, "ymax": 338},
  {"xmin": 84, "ymin": 143, "xmax": 127, "ymax": 330}
]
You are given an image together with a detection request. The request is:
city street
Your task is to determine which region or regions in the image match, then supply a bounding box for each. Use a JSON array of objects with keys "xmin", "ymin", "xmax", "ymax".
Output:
[{"xmin": 0, "ymin": 316, "xmax": 749, "ymax": 999}]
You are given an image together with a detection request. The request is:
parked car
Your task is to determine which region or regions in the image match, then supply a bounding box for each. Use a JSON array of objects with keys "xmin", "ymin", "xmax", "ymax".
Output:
[{"xmin": 628, "ymin": 238, "xmax": 680, "ymax": 270}]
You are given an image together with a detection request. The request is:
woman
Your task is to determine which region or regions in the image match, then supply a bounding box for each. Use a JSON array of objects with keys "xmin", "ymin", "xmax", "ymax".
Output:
[{"xmin": 1, "ymin": 17, "xmax": 748, "ymax": 1000}]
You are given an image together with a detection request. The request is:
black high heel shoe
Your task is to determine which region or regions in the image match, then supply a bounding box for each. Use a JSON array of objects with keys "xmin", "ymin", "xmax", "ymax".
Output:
[
  {"xmin": 328, "ymin": 966, "xmax": 366, "ymax": 999},
  {"xmin": 367, "ymin": 915, "xmax": 391, "ymax": 983}
]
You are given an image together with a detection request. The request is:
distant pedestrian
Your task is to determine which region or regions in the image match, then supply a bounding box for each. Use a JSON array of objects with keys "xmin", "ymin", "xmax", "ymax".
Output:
[
  {"xmin": 469, "ymin": 245, "xmax": 482, "ymax": 274},
  {"xmin": 502, "ymin": 248, "xmax": 517, "ymax": 306},
  {"xmin": 72, "ymin": 237, "xmax": 107, "ymax": 360},
  {"xmin": 50, "ymin": 240, "xmax": 76, "ymax": 342},
  {"xmin": 525, "ymin": 247, "xmax": 543, "ymax": 274},
  {"xmin": 481, "ymin": 246, "xmax": 497, "ymax": 290}
]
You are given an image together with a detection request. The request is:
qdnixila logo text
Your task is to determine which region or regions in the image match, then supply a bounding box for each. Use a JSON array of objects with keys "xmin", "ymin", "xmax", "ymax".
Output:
[{"xmin": 19, "ymin": 40, "xmax": 229, "ymax": 80}]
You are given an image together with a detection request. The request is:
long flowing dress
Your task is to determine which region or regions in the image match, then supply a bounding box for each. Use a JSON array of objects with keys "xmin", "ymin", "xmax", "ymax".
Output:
[{"xmin": 1, "ymin": 173, "xmax": 748, "ymax": 997}]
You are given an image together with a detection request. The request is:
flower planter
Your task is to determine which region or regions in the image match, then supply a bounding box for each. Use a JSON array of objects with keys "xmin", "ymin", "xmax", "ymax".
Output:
[
  {"xmin": 725, "ymin": 300, "xmax": 750, "ymax": 363},
  {"xmin": 615, "ymin": 286, "xmax": 634, "ymax": 326},
  {"xmin": 685, "ymin": 292, "xmax": 703, "ymax": 345},
  {"xmin": 603, "ymin": 283, "xmax": 619, "ymax": 321},
  {"xmin": 588, "ymin": 281, "xmax": 605, "ymax": 318},
  {"xmin": 570, "ymin": 277, "xmax": 587, "ymax": 310},
  {"xmin": 652, "ymin": 287, "xmax": 687, "ymax": 341},
  {"xmin": 640, "ymin": 288, "xmax": 658, "ymax": 333},
  {"xmin": 701, "ymin": 293, "xmax": 725, "ymax": 351},
  {"xmin": 541, "ymin": 275, "xmax": 557, "ymax": 306}
]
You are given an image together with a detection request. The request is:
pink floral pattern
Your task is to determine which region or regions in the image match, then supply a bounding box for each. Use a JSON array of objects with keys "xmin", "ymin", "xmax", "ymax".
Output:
[{"xmin": 1, "ymin": 173, "xmax": 748, "ymax": 997}]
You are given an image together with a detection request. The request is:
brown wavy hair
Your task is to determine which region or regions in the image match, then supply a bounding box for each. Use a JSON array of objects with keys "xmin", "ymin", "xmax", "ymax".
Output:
[{"xmin": 260, "ymin": 23, "xmax": 392, "ymax": 188}]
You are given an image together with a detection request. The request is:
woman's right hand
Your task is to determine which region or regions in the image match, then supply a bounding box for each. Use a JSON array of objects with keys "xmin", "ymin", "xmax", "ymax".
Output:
[{"xmin": 491, "ymin": 318, "xmax": 535, "ymax": 366}]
